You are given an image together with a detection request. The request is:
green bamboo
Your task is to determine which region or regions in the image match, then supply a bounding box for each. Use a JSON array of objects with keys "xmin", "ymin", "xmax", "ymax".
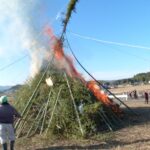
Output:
[
  {"xmin": 26, "ymin": 104, "xmax": 45, "ymax": 137},
  {"xmin": 98, "ymin": 111, "xmax": 113, "ymax": 131},
  {"xmin": 40, "ymin": 89, "xmax": 52, "ymax": 135},
  {"xmin": 16, "ymin": 113, "xmax": 34, "ymax": 138},
  {"xmin": 61, "ymin": 0, "xmax": 79, "ymax": 37},
  {"xmin": 65, "ymin": 35, "xmax": 137, "ymax": 116},
  {"xmin": 64, "ymin": 74, "xmax": 84, "ymax": 136},
  {"xmin": 32, "ymin": 107, "xmax": 46, "ymax": 135},
  {"xmin": 100, "ymin": 109, "xmax": 114, "ymax": 129},
  {"xmin": 45, "ymin": 87, "xmax": 62, "ymax": 135},
  {"xmin": 106, "ymin": 108, "xmax": 123, "ymax": 127},
  {"xmin": 15, "ymin": 60, "xmax": 52, "ymax": 130}
]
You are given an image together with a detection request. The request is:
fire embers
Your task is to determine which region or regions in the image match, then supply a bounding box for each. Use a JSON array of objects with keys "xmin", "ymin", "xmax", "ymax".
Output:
[{"xmin": 87, "ymin": 81, "xmax": 122, "ymax": 115}]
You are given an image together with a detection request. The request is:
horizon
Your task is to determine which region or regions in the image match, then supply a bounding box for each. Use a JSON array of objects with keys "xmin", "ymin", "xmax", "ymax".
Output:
[{"xmin": 1, "ymin": 70, "xmax": 149, "ymax": 87}]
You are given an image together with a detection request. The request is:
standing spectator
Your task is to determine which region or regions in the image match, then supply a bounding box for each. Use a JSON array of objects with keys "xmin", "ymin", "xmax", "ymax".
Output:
[
  {"xmin": 144, "ymin": 91, "xmax": 149, "ymax": 104},
  {"xmin": 0, "ymin": 95, "xmax": 21, "ymax": 150},
  {"xmin": 129, "ymin": 92, "xmax": 132, "ymax": 99},
  {"xmin": 134, "ymin": 90, "xmax": 138, "ymax": 99}
]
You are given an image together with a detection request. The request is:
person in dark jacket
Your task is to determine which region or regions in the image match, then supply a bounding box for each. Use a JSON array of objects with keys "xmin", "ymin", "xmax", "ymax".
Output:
[
  {"xmin": 0, "ymin": 95, "xmax": 21, "ymax": 150},
  {"xmin": 144, "ymin": 91, "xmax": 149, "ymax": 104}
]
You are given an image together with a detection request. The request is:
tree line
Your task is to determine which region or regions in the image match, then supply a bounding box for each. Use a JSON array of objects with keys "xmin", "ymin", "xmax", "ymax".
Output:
[{"xmin": 101, "ymin": 72, "xmax": 150, "ymax": 87}]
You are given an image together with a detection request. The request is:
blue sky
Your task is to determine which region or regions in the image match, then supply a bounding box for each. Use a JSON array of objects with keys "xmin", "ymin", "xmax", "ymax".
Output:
[{"xmin": 0, "ymin": 0, "xmax": 150, "ymax": 85}]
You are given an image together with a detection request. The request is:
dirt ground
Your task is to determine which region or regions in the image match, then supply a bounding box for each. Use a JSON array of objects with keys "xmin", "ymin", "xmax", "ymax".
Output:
[
  {"xmin": 110, "ymin": 84, "xmax": 150, "ymax": 94},
  {"xmin": 9, "ymin": 85, "xmax": 150, "ymax": 149},
  {"xmin": 10, "ymin": 98, "xmax": 150, "ymax": 150},
  {"xmin": 111, "ymin": 99, "xmax": 150, "ymax": 150}
]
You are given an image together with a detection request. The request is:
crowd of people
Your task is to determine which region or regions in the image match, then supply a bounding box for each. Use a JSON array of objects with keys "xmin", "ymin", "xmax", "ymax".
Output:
[
  {"xmin": 128, "ymin": 90, "xmax": 138, "ymax": 99},
  {"xmin": 128, "ymin": 90, "xmax": 149, "ymax": 104}
]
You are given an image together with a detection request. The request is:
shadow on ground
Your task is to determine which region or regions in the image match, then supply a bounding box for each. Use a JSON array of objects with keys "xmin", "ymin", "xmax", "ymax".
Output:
[
  {"xmin": 36, "ymin": 138, "xmax": 150, "ymax": 150},
  {"xmin": 121, "ymin": 105, "xmax": 150, "ymax": 127},
  {"xmin": 36, "ymin": 144, "xmax": 105, "ymax": 150},
  {"xmin": 36, "ymin": 101, "xmax": 150, "ymax": 150}
]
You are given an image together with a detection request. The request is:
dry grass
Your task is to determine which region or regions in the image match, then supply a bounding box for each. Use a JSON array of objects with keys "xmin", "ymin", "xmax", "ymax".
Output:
[
  {"xmin": 5, "ymin": 85, "xmax": 150, "ymax": 150},
  {"xmin": 110, "ymin": 84, "xmax": 150, "ymax": 94},
  {"xmin": 12, "ymin": 99, "xmax": 150, "ymax": 150},
  {"xmin": 111, "ymin": 100, "xmax": 150, "ymax": 150}
]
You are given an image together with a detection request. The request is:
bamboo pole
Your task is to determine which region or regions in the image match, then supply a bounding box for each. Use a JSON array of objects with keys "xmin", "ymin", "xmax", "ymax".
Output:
[
  {"xmin": 26, "ymin": 104, "xmax": 45, "ymax": 137},
  {"xmin": 15, "ymin": 60, "xmax": 52, "ymax": 130},
  {"xmin": 100, "ymin": 109, "xmax": 114, "ymax": 129},
  {"xmin": 61, "ymin": 0, "xmax": 79, "ymax": 38},
  {"xmin": 65, "ymin": 35, "xmax": 138, "ymax": 116},
  {"xmin": 16, "ymin": 103, "xmax": 35, "ymax": 134},
  {"xmin": 15, "ymin": 93, "xmax": 39, "ymax": 132},
  {"xmin": 45, "ymin": 87, "xmax": 62, "ymax": 135},
  {"xmin": 106, "ymin": 107, "xmax": 123, "ymax": 127},
  {"xmin": 64, "ymin": 74, "xmax": 84, "ymax": 136},
  {"xmin": 16, "ymin": 113, "xmax": 34, "ymax": 138},
  {"xmin": 40, "ymin": 89, "xmax": 52, "ymax": 135},
  {"xmin": 32, "ymin": 106, "xmax": 46, "ymax": 135},
  {"xmin": 98, "ymin": 111, "xmax": 113, "ymax": 131}
]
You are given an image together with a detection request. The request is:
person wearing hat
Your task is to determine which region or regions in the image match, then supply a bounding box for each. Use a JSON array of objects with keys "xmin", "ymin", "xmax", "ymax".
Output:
[{"xmin": 0, "ymin": 95, "xmax": 21, "ymax": 150}]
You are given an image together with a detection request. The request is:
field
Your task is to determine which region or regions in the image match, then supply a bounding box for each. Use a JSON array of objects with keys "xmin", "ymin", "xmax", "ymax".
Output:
[
  {"xmin": 12, "ymin": 99, "xmax": 150, "ymax": 150},
  {"xmin": 3, "ymin": 85, "xmax": 150, "ymax": 150},
  {"xmin": 110, "ymin": 84, "xmax": 150, "ymax": 94},
  {"xmin": 112, "ymin": 99, "xmax": 150, "ymax": 150}
]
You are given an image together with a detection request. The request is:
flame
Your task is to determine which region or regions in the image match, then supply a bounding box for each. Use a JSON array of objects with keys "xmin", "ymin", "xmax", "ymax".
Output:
[
  {"xmin": 45, "ymin": 26, "xmax": 85, "ymax": 81},
  {"xmin": 87, "ymin": 81, "xmax": 122, "ymax": 114},
  {"xmin": 45, "ymin": 26, "xmax": 122, "ymax": 114}
]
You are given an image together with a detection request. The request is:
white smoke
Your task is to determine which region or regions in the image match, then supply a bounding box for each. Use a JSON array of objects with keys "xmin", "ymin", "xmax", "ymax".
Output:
[
  {"xmin": 0, "ymin": 0, "xmax": 31, "ymax": 50},
  {"xmin": 0, "ymin": 0, "xmax": 51, "ymax": 77}
]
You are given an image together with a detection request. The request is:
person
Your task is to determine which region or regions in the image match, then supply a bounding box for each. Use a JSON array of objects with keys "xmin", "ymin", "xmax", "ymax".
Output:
[
  {"xmin": 78, "ymin": 99, "xmax": 84, "ymax": 114},
  {"xmin": 134, "ymin": 90, "xmax": 138, "ymax": 99},
  {"xmin": 0, "ymin": 95, "xmax": 21, "ymax": 150},
  {"xmin": 144, "ymin": 91, "xmax": 149, "ymax": 104},
  {"xmin": 128, "ymin": 91, "xmax": 132, "ymax": 99}
]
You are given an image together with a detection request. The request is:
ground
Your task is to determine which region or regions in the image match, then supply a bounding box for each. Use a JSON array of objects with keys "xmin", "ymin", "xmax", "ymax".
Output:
[
  {"xmin": 1, "ymin": 84, "xmax": 150, "ymax": 150},
  {"xmin": 10, "ymin": 98, "xmax": 150, "ymax": 150},
  {"xmin": 110, "ymin": 99, "xmax": 150, "ymax": 150},
  {"xmin": 110, "ymin": 84, "xmax": 150, "ymax": 93}
]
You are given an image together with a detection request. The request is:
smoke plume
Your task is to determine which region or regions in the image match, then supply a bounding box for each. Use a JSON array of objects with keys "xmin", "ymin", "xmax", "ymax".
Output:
[{"xmin": 0, "ymin": 0, "xmax": 52, "ymax": 77}]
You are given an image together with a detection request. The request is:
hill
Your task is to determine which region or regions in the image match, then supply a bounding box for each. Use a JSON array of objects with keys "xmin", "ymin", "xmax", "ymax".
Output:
[
  {"xmin": 0, "ymin": 85, "xmax": 22, "ymax": 96},
  {"xmin": 102, "ymin": 71, "xmax": 150, "ymax": 87},
  {"xmin": 0, "ymin": 86, "xmax": 12, "ymax": 92}
]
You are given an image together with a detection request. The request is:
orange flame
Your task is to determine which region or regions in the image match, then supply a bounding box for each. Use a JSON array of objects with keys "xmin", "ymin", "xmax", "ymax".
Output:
[
  {"xmin": 45, "ymin": 26, "xmax": 122, "ymax": 114},
  {"xmin": 45, "ymin": 26, "xmax": 85, "ymax": 82},
  {"xmin": 87, "ymin": 81, "xmax": 122, "ymax": 114}
]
